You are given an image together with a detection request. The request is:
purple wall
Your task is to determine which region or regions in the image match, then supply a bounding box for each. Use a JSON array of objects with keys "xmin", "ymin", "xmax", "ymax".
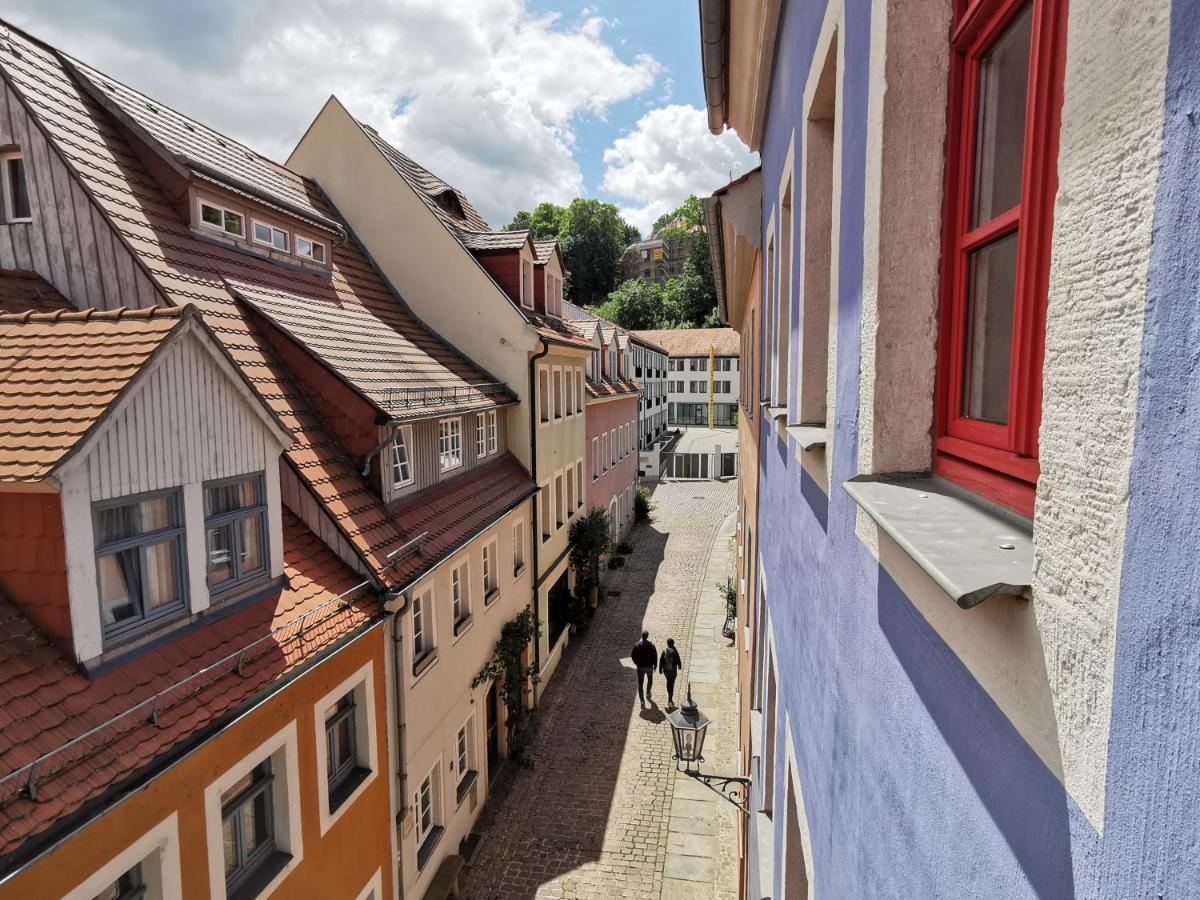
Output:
[{"xmin": 744, "ymin": 0, "xmax": 1200, "ymax": 896}]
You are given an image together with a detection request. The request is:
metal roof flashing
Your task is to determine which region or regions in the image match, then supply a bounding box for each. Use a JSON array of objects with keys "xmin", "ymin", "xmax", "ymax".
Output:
[{"xmin": 844, "ymin": 475, "xmax": 1034, "ymax": 609}]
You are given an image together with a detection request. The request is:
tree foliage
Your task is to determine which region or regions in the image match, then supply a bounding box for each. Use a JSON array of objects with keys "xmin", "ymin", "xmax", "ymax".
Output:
[
  {"xmin": 652, "ymin": 195, "xmax": 704, "ymax": 236},
  {"xmin": 591, "ymin": 232, "xmax": 719, "ymax": 330},
  {"xmin": 505, "ymin": 199, "xmax": 641, "ymax": 306},
  {"xmin": 472, "ymin": 607, "xmax": 541, "ymax": 759}
]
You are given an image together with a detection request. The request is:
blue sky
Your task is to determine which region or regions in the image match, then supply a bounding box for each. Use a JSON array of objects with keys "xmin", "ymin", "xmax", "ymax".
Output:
[{"xmin": 5, "ymin": 0, "xmax": 756, "ymax": 234}]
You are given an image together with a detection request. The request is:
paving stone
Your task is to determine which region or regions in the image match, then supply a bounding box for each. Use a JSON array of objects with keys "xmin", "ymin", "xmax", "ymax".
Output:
[
  {"xmin": 664, "ymin": 852, "xmax": 715, "ymax": 883},
  {"xmin": 460, "ymin": 482, "xmax": 737, "ymax": 899}
]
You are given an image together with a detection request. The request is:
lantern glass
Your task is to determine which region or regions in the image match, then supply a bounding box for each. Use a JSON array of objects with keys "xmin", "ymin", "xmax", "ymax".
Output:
[{"xmin": 667, "ymin": 701, "xmax": 710, "ymax": 766}]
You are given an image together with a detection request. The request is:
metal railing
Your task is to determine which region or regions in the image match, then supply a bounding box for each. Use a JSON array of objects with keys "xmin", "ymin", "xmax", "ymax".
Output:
[
  {"xmin": 380, "ymin": 382, "xmax": 509, "ymax": 411},
  {"xmin": 0, "ymin": 579, "xmax": 374, "ymax": 804}
]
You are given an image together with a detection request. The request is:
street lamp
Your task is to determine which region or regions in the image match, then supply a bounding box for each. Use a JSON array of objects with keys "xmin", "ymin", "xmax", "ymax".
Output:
[{"xmin": 666, "ymin": 688, "xmax": 751, "ymax": 815}]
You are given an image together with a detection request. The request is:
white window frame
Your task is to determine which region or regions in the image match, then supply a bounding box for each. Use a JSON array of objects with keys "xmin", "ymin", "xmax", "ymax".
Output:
[
  {"xmin": 203, "ymin": 721, "xmax": 303, "ymax": 900},
  {"xmin": 540, "ymin": 479, "xmax": 552, "ymax": 541},
  {"xmin": 451, "ymin": 558, "xmax": 471, "ymax": 634},
  {"xmin": 391, "ymin": 425, "xmax": 413, "ymax": 488},
  {"xmin": 486, "ymin": 410, "xmax": 498, "ymax": 454},
  {"xmin": 475, "ymin": 415, "xmax": 487, "ymax": 460},
  {"xmin": 294, "ymin": 233, "xmax": 326, "ymax": 263},
  {"xmin": 554, "ymin": 471, "xmax": 565, "ymax": 528},
  {"xmin": 453, "ymin": 713, "xmax": 476, "ymax": 804},
  {"xmin": 1, "ymin": 150, "xmax": 32, "ymax": 224},
  {"xmin": 482, "ymin": 538, "xmax": 499, "ymax": 603},
  {"xmin": 355, "ymin": 870, "xmax": 384, "ymax": 900},
  {"xmin": 414, "ymin": 761, "xmax": 442, "ymax": 871},
  {"xmin": 538, "ymin": 367, "xmax": 550, "ymax": 425},
  {"xmin": 197, "ymin": 197, "xmax": 243, "ymax": 239},
  {"xmin": 313, "ymin": 660, "xmax": 379, "ymax": 835},
  {"xmin": 439, "ymin": 417, "xmax": 463, "ymax": 472},
  {"xmin": 592, "ymin": 437, "xmax": 599, "ymax": 482},
  {"xmin": 64, "ymin": 814, "xmax": 183, "ymax": 900},
  {"xmin": 575, "ymin": 461, "xmax": 584, "ymax": 508},
  {"xmin": 512, "ymin": 517, "xmax": 526, "ymax": 575},
  {"xmin": 553, "ymin": 366, "xmax": 564, "ymax": 419},
  {"xmin": 252, "ymin": 218, "xmax": 290, "ymax": 252},
  {"xmin": 412, "ymin": 588, "xmax": 435, "ymax": 674}
]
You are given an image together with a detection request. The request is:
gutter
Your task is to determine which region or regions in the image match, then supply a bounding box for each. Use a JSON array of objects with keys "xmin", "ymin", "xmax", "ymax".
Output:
[
  {"xmin": 527, "ymin": 341, "xmax": 551, "ymax": 679},
  {"xmin": 699, "ymin": 0, "xmax": 730, "ymax": 135},
  {"xmin": 701, "ymin": 195, "xmax": 730, "ymax": 325}
]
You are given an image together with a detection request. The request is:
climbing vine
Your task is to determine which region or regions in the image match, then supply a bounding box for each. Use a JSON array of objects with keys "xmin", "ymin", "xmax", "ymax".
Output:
[{"xmin": 472, "ymin": 608, "xmax": 541, "ymax": 759}]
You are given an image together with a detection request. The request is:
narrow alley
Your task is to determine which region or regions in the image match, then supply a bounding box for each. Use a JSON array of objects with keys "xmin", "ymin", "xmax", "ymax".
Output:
[{"xmin": 461, "ymin": 481, "xmax": 740, "ymax": 900}]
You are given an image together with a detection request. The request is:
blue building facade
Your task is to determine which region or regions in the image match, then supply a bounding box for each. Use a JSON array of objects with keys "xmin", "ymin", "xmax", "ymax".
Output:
[{"xmin": 703, "ymin": 0, "xmax": 1200, "ymax": 896}]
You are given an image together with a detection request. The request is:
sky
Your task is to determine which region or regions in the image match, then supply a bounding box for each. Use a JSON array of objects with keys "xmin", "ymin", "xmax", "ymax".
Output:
[{"xmin": 5, "ymin": 0, "xmax": 758, "ymax": 236}]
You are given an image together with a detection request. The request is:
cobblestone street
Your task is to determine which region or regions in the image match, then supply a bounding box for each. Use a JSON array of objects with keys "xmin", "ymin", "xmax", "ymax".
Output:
[{"xmin": 461, "ymin": 480, "xmax": 739, "ymax": 900}]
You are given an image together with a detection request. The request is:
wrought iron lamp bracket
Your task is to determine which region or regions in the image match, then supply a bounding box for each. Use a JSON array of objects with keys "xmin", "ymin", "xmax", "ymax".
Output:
[{"xmin": 675, "ymin": 757, "xmax": 752, "ymax": 815}]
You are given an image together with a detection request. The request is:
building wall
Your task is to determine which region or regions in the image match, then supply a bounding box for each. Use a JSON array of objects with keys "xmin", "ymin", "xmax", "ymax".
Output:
[
  {"xmin": 394, "ymin": 498, "xmax": 533, "ymax": 899},
  {"xmin": 744, "ymin": 0, "xmax": 1192, "ymax": 897},
  {"xmin": 0, "ymin": 490, "xmax": 69, "ymax": 644},
  {"xmin": 0, "ymin": 82, "xmax": 164, "ymax": 311},
  {"xmin": 287, "ymin": 98, "xmax": 538, "ymax": 471},
  {"xmin": 585, "ymin": 395, "xmax": 638, "ymax": 527},
  {"xmin": 3, "ymin": 623, "xmax": 393, "ymax": 900}
]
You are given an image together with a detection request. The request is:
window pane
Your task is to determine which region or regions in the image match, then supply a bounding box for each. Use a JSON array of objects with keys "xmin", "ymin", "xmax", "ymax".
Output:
[
  {"xmin": 238, "ymin": 515, "xmax": 264, "ymax": 574},
  {"xmin": 247, "ymin": 788, "xmax": 271, "ymax": 853},
  {"xmin": 202, "ymin": 204, "xmax": 222, "ymax": 227},
  {"xmin": 961, "ymin": 232, "xmax": 1019, "ymax": 424},
  {"xmin": 7, "ymin": 157, "xmax": 30, "ymax": 219},
  {"xmin": 971, "ymin": 3, "xmax": 1033, "ymax": 227},
  {"xmin": 222, "ymin": 817, "xmax": 239, "ymax": 877},
  {"xmin": 206, "ymin": 478, "xmax": 260, "ymax": 516},
  {"xmin": 143, "ymin": 539, "xmax": 182, "ymax": 611},
  {"xmin": 223, "ymin": 210, "xmax": 243, "ymax": 236},
  {"xmin": 297, "ymin": 237, "xmax": 312, "ymax": 256},
  {"xmin": 272, "ymin": 229, "xmax": 288, "ymax": 251},
  {"xmin": 98, "ymin": 550, "xmax": 140, "ymax": 626},
  {"xmin": 207, "ymin": 523, "xmax": 235, "ymax": 585},
  {"xmin": 254, "ymin": 222, "xmax": 272, "ymax": 243}
]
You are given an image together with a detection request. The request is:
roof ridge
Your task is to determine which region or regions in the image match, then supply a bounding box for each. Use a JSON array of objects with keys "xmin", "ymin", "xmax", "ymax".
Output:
[{"xmin": 0, "ymin": 305, "xmax": 186, "ymax": 324}]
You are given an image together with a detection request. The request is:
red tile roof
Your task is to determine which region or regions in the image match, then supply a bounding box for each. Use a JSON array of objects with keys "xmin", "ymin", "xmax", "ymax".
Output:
[
  {"xmin": 629, "ymin": 327, "xmax": 740, "ymax": 357},
  {"xmin": 0, "ymin": 306, "xmax": 188, "ymax": 482},
  {"xmin": 389, "ymin": 455, "xmax": 537, "ymax": 587},
  {"xmin": 527, "ymin": 312, "xmax": 594, "ymax": 351},
  {"xmin": 0, "ymin": 271, "xmax": 73, "ymax": 315},
  {"xmin": 532, "ymin": 240, "xmax": 558, "ymax": 266},
  {"xmin": 0, "ymin": 513, "xmax": 377, "ymax": 861},
  {"xmin": 0, "ymin": 23, "xmax": 519, "ymax": 584},
  {"xmin": 585, "ymin": 376, "xmax": 641, "ymax": 400}
]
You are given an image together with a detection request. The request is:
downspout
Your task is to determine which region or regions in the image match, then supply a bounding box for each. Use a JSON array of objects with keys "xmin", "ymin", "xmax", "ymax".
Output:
[
  {"xmin": 527, "ymin": 340, "xmax": 551, "ymax": 682},
  {"xmin": 386, "ymin": 593, "xmax": 408, "ymax": 895}
]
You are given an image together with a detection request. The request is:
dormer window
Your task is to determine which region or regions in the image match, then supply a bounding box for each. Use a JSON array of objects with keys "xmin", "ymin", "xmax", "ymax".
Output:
[
  {"xmin": 391, "ymin": 426, "xmax": 413, "ymax": 488},
  {"xmin": 253, "ymin": 221, "xmax": 289, "ymax": 252},
  {"xmin": 94, "ymin": 490, "xmax": 187, "ymax": 641},
  {"xmin": 296, "ymin": 235, "xmax": 326, "ymax": 263},
  {"xmin": 204, "ymin": 473, "xmax": 268, "ymax": 596},
  {"xmin": 1, "ymin": 150, "xmax": 31, "ymax": 223},
  {"xmin": 199, "ymin": 200, "xmax": 244, "ymax": 238},
  {"xmin": 521, "ymin": 260, "xmax": 534, "ymax": 308}
]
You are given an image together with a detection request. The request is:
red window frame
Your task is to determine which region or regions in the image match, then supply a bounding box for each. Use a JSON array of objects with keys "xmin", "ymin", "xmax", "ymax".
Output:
[{"xmin": 935, "ymin": 0, "xmax": 1067, "ymax": 518}]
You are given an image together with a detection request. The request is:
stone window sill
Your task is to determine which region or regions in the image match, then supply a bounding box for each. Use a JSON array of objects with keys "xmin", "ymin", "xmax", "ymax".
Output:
[
  {"xmin": 785, "ymin": 425, "xmax": 826, "ymax": 451},
  {"xmin": 843, "ymin": 475, "xmax": 1033, "ymax": 608}
]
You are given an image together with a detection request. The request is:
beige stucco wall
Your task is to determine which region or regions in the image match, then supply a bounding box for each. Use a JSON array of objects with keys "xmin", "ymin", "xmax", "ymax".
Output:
[{"xmin": 287, "ymin": 97, "xmax": 538, "ymax": 469}]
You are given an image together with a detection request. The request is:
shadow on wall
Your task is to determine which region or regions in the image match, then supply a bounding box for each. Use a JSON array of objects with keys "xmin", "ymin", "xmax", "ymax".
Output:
[{"xmin": 878, "ymin": 570, "xmax": 1076, "ymax": 900}]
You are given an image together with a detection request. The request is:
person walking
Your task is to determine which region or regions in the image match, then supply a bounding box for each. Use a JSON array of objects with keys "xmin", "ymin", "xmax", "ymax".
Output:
[
  {"xmin": 659, "ymin": 639, "xmax": 683, "ymax": 707},
  {"xmin": 631, "ymin": 631, "xmax": 658, "ymax": 705}
]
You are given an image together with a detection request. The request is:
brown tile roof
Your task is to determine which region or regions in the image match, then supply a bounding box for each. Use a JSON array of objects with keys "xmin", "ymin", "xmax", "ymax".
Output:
[
  {"xmin": 0, "ymin": 271, "xmax": 73, "ymax": 315},
  {"xmin": 0, "ymin": 23, "xmax": 519, "ymax": 583},
  {"xmin": 0, "ymin": 306, "xmax": 188, "ymax": 482},
  {"xmin": 629, "ymin": 327, "xmax": 740, "ymax": 357},
  {"xmin": 358, "ymin": 122, "xmax": 491, "ymax": 233},
  {"xmin": 0, "ymin": 513, "xmax": 377, "ymax": 862},
  {"xmin": 564, "ymin": 317, "xmax": 601, "ymax": 343},
  {"xmin": 64, "ymin": 58, "xmax": 339, "ymax": 234},
  {"xmin": 389, "ymin": 455, "xmax": 537, "ymax": 587},
  {"xmin": 533, "ymin": 240, "xmax": 557, "ymax": 266},
  {"xmin": 527, "ymin": 312, "xmax": 594, "ymax": 351},
  {"xmin": 459, "ymin": 230, "xmax": 532, "ymax": 253},
  {"xmin": 585, "ymin": 376, "xmax": 641, "ymax": 400},
  {"xmin": 230, "ymin": 280, "xmax": 512, "ymax": 421}
]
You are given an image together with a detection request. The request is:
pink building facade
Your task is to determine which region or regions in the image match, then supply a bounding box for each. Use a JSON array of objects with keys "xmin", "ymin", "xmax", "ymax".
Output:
[{"xmin": 586, "ymin": 392, "xmax": 639, "ymax": 537}]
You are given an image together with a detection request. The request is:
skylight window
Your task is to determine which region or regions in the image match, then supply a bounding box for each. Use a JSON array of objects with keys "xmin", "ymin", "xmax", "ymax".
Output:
[
  {"xmin": 198, "ymin": 200, "xmax": 243, "ymax": 237},
  {"xmin": 253, "ymin": 220, "xmax": 289, "ymax": 252},
  {"xmin": 296, "ymin": 235, "xmax": 326, "ymax": 263}
]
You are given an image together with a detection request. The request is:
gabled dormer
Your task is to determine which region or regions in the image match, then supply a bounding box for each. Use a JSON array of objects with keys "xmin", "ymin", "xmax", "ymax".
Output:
[
  {"xmin": 533, "ymin": 240, "xmax": 565, "ymax": 317},
  {"xmin": 0, "ymin": 305, "xmax": 293, "ymax": 669},
  {"xmin": 62, "ymin": 55, "xmax": 343, "ymax": 275},
  {"xmin": 459, "ymin": 230, "xmax": 538, "ymax": 309}
]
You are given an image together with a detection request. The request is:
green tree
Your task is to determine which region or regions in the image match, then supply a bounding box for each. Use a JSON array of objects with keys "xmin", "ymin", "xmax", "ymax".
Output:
[
  {"xmin": 504, "ymin": 202, "xmax": 566, "ymax": 241},
  {"xmin": 593, "ymin": 279, "xmax": 666, "ymax": 330}
]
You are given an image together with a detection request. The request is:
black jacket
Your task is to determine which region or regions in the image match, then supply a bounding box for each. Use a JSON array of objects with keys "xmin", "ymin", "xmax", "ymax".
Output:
[
  {"xmin": 659, "ymin": 647, "xmax": 682, "ymax": 675},
  {"xmin": 631, "ymin": 639, "xmax": 658, "ymax": 668}
]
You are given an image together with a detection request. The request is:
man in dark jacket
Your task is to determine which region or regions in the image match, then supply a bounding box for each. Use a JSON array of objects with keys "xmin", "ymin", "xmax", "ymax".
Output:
[
  {"xmin": 659, "ymin": 638, "xmax": 683, "ymax": 707},
  {"xmin": 631, "ymin": 631, "xmax": 658, "ymax": 704}
]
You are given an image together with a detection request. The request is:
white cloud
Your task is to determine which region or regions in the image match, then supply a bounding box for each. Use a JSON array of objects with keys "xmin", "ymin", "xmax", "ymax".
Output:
[
  {"xmin": 5, "ymin": 0, "xmax": 660, "ymax": 227},
  {"xmin": 601, "ymin": 103, "xmax": 758, "ymax": 235}
]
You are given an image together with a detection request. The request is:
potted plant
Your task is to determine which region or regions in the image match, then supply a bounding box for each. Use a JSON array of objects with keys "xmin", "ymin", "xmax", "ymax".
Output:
[
  {"xmin": 634, "ymin": 486, "xmax": 654, "ymax": 523},
  {"xmin": 569, "ymin": 507, "xmax": 613, "ymax": 609}
]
